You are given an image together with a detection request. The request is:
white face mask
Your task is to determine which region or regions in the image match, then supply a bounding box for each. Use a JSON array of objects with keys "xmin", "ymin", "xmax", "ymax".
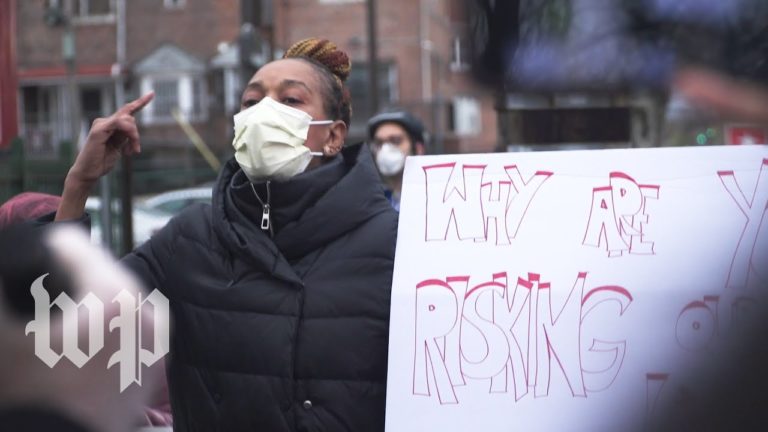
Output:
[
  {"xmin": 375, "ymin": 143, "xmax": 407, "ymax": 176},
  {"xmin": 232, "ymin": 97, "xmax": 333, "ymax": 182}
]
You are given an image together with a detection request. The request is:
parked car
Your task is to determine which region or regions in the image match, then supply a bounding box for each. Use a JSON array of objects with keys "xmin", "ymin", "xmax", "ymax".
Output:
[
  {"xmin": 142, "ymin": 187, "xmax": 213, "ymax": 215},
  {"xmin": 85, "ymin": 197, "xmax": 172, "ymax": 246}
]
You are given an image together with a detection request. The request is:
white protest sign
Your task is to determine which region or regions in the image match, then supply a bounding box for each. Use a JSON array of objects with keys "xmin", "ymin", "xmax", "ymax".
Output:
[{"xmin": 385, "ymin": 145, "xmax": 768, "ymax": 431}]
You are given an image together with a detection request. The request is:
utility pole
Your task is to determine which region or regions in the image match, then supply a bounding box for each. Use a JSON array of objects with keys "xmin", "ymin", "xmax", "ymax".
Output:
[
  {"xmin": 239, "ymin": 1, "xmax": 257, "ymax": 89},
  {"xmin": 366, "ymin": 0, "xmax": 380, "ymax": 116},
  {"xmin": 97, "ymin": 8, "xmax": 112, "ymax": 251},
  {"xmin": 45, "ymin": 3, "xmax": 113, "ymax": 248},
  {"xmin": 61, "ymin": 18, "xmax": 80, "ymax": 162},
  {"xmin": 262, "ymin": 0, "xmax": 275, "ymax": 61},
  {"xmin": 116, "ymin": 0, "xmax": 132, "ymax": 255},
  {"xmin": 46, "ymin": 5, "xmax": 102, "ymax": 244}
]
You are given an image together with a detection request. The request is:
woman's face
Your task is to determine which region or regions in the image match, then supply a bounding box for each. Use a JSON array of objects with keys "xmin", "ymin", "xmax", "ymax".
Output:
[{"xmin": 239, "ymin": 59, "xmax": 340, "ymax": 158}]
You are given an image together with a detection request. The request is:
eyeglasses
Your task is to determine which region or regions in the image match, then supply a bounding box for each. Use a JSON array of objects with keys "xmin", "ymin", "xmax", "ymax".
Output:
[{"xmin": 369, "ymin": 135, "xmax": 407, "ymax": 148}]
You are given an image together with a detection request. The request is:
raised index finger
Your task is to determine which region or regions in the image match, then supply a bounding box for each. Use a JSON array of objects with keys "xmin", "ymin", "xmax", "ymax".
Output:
[{"xmin": 118, "ymin": 92, "xmax": 155, "ymax": 116}]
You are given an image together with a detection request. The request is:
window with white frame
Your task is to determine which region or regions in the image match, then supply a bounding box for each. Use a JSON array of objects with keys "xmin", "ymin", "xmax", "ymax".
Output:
[
  {"xmin": 209, "ymin": 68, "xmax": 240, "ymax": 115},
  {"xmin": 72, "ymin": 0, "xmax": 115, "ymax": 18},
  {"xmin": 44, "ymin": 0, "xmax": 114, "ymax": 25},
  {"xmin": 152, "ymin": 79, "xmax": 179, "ymax": 119},
  {"xmin": 141, "ymin": 75, "xmax": 207, "ymax": 124},
  {"xmin": 450, "ymin": 35, "xmax": 471, "ymax": 72},
  {"xmin": 164, "ymin": 0, "xmax": 186, "ymax": 9},
  {"xmin": 223, "ymin": 68, "xmax": 240, "ymax": 113},
  {"xmin": 192, "ymin": 79, "xmax": 205, "ymax": 115},
  {"xmin": 20, "ymin": 85, "xmax": 66, "ymax": 157},
  {"xmin": 449, "ymin": 96, "xmax": 482, "ymax": 136}
]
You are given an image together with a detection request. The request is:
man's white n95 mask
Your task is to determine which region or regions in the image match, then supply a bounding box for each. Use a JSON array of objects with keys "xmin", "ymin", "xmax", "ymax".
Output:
[
  {"xmin": 375, "ymin": 142, "xmax": 407, "ymax": 177},
  {"xmin": 232, "ymin": 97, "xmax": 333, "ymax": 181}
]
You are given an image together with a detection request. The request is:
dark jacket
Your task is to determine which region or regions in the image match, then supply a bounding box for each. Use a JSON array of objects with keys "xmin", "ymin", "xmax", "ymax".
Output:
[{"xmin": 122, "ymin": 143, "xmax": 398, "ymax": 432}]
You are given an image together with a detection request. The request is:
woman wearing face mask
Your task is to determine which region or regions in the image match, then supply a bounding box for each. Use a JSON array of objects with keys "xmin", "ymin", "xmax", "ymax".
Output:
[
  {"xmin": 367, "ymin": 111, "xmax": 427, "ymax": 211},
  {"xmin": 52, "ymin": 38, "xmax": 397, "ymax": 432}
]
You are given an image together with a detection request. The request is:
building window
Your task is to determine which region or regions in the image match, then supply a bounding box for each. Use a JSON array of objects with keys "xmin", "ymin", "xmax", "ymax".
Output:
[
  {"xmin": 164, "ymin": 0, "xmax": 186, "ymax": 9},
  {"xmin": 448, "ymin": 96, "xmax": 482, "ymax": 137},
  {"xmin": 347, "ymin": 62, "xmax": 396, "ymax": 127},
  {"xmin": 73, "ymin": 0, "xmax": 114, "ymax": 17},
  {"xmin": 46, "ymin": 0, "xmax": 115, "ymax": 24},
  {"xmin": 153, "ymin": 79, "xmax": 179, "ymax": 119},
  {"xmin": 223, "ymin": 68, "xmax": 240, "ymax": 113},
  {"xmin": 141, "ymin": 75, "xmax": 207, "ymax": 124},
  {"xmin": 210, "ymin": 68, "xmax": 239, "ymax": 115},
  {"xmin": 192, "ymin": 78, "xmax": 206, "ymax": 116},
  {"xmin": 516, "ymin": 108, "xmax": 631, "ymax": 144},
  {"xmin": 450, "ymin": 36, "xmax": 471, "ymax": 72},
  {"xmin": 20, "ymin": 86, "xmax": 67, "ymax": 157}
]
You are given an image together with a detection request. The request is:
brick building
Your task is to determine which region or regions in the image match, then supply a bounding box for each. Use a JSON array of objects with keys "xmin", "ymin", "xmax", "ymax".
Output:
[
  {"xmin": 17, "ymin": 0, "xmax": 117, "ymax": 157},
  {"xmin": 14, "ymin": 0, "xmax": 241, "ymax": 169},
  {"xmin": 13, "ymin": 0, "xmax": 498, "ymax": 179},
  {"xmin": 125, "ymin": 0, "xmax": 242, "ymax": 166},
  {"xmin": 274, "ymin": 0, "xmax": 499, "ymax": 153}
]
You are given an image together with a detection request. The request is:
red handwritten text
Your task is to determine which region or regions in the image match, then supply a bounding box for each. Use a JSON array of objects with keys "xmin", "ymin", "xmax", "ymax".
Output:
[
  {"xmin": 423, "ymin": 163, "xmax": 552, "ymax": 245},
  {"xmin": 583, "ymin": 172, "xmax": 659, "ymax": 257},
  {"xmin": 413, "ymin": 272, "xmax": 633, "ymax": 404},
  {"xmin": 718, "ymin": 159, "xmax": 768, "ymax": 289}
]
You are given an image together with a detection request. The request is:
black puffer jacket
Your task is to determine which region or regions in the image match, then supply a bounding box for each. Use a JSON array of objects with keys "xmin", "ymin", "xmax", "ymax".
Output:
[{"xmin": 122, "ymin": 143, "xmax": 397, "ymax": 432}]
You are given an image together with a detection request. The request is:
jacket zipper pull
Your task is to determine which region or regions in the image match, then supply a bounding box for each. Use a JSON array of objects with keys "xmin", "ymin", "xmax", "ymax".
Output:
[
  {"xmin": 250, "ymin": 180, "xmax": 272, "ymax": 234},
  {"xmin": 261, "ymin": 203, "xmax": 271, "ymax": 231}
]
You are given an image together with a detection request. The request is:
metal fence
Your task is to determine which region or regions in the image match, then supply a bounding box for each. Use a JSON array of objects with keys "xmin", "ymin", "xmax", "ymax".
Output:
[{"xmin": 0, "ymin": 138, "xmax": 74, "ymax": 203}]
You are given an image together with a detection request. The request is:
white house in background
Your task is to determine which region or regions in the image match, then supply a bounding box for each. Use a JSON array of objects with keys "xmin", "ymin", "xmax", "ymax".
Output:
[
  {"xmin": 210, "ymin": 41, "xmax": 266, "ymax": 115},
  {"xmin": 134, "ymin": 44, "xmax": 208, "ymax": 125}
]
